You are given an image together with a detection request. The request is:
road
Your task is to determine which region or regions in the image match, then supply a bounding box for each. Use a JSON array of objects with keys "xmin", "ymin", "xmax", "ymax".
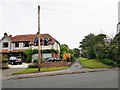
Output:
[{"xmin": 2, "ymin": 70, "xmax": 118, "ymax": 88}]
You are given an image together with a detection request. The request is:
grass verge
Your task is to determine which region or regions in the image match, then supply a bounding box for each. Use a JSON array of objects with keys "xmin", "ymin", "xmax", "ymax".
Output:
[
  {"xmin": 12, "ymin": 66, "xmax": 69, "ymax": 75},
  {"xmin": 80, "ymin": 58, "xmax": 111, "ymax": 68}
]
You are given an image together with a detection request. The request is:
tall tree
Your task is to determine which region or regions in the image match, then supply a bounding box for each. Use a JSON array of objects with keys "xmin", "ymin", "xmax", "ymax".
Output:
[
  {"xmin": 73, "ymin": 48, "xmax": 80, "ymax": 58},
  {"xmin": 79, "ymin": 33, "xmax": 95, "ymax": 59},
  {"xmin": 112, "ymin": 33, "xmax": 120, "ymax": 66}
]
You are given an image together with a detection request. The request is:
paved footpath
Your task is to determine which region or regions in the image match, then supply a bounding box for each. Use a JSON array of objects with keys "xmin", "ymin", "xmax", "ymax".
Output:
[{"xmin": 2, "ymin": 59, "xmax": 119, "ymax": 80}]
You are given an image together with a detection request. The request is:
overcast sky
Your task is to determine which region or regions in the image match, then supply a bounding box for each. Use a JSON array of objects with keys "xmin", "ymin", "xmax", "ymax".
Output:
[{"xmin": 0, "ymin": 0, "xmax": 119, "ymax": 49}]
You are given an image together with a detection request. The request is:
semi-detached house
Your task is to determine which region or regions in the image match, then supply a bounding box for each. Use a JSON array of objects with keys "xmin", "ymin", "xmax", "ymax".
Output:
[{"xmin": 0, "ymin": 33, "xmax": 60, "ymax": 62}]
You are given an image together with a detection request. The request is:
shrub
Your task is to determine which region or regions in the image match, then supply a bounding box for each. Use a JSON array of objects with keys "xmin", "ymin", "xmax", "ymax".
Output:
[
  {"xmin": 99, "ymin": 59, "xmax": 117, "ymax": 67},
  {"xmin": 28, "ymin": 64, "xmax": 38, "ymax": 68},
  {"xmin": 26, "ymin": 59, "xmax": 32, "ymax": 63},
  {"xmin": 2, "ymin": 60, "xmax": 8, "ymax": 63}
]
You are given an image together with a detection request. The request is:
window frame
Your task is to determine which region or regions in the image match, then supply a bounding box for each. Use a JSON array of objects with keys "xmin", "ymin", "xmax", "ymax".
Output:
[
  {"xmin": 23, "ymin": 42, "xmax": 29, "ymax": 47},
  {"xmin": 15, "ymin": 42, "xmax": 19, "ymax": 48},
  {"xmin": 2, "ymin": 42, "xmax": 9, "ymax": 48}
]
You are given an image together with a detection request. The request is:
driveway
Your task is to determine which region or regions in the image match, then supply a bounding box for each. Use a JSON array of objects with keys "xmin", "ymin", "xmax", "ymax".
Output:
[
  {"xmin": 8, "ymin": 63, "xmax": 29, "ymax": 69},
  {"xmin": 2, "ymin": 63, "xmax": 28, "ymax": 80}
]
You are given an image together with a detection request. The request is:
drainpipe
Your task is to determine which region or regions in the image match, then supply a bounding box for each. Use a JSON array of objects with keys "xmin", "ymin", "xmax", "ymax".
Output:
[{"xmin": 9, "ymin": 42, "xmax": 12, "ymax": 56}]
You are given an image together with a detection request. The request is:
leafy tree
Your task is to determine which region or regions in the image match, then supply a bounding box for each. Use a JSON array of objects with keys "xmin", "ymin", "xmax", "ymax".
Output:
[
  {"xmin": 60, "ymin": 44, "xmax": 70, "ymax": 59},
  {"xmin": 94, "ymin": 34, "xmax": 107, "ymax": 59},
  {"xmin": 112, "ymin": 33, "xmax": 120, "ymax": 66},
  {"xmin": 23, "ymin": 49, "xmax": 33, "ymax": 63},
  {"xmin": 73, "ymin": 48, "xmax": 80, "ymax": 58},
  {"xmin": 79, "ymin": 33, "xmax": 96, "ymax": 59},
  {"xmin": 80, "ymin": 33, "xmax": 120, "ymax": 67}
]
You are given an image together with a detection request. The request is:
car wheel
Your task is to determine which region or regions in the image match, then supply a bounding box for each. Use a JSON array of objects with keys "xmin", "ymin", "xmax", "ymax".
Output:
[{"xmin": 11, "ymin": 62, "xmax": 14, "ymax": 65}]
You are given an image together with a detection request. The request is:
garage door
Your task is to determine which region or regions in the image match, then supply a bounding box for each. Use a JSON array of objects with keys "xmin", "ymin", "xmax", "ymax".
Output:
[{"xmin": 42, "ymin": 53, "xmax": 52, "ymax": 58}]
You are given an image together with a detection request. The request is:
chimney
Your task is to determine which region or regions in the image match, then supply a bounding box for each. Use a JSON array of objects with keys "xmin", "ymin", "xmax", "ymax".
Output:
[
  {"xmin": 9, "ymin": 35, "xmax": 12, "ymax": 37},
  {"xmin": 4, "ymin": 33, "xmax": 8, "ymax": 36}
]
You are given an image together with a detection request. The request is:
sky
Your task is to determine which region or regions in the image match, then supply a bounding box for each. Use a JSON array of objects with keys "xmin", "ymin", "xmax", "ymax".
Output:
[{"xmin": 0, "ymin": 0, "xmax": 119, "ymax": 49}]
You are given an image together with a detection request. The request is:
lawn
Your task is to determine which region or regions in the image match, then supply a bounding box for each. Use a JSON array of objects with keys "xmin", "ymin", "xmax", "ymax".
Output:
[
  {"xmin": 80, "ymin": 58, "xmax": 111, "ymax": 68},
  {"xmin": 12, "ymin": 66, "xmax": 69, "ymax": 75}
]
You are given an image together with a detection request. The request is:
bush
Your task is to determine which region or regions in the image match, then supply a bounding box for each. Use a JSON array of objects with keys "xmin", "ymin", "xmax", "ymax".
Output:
[
  {"xmin": 28, "ymin": 64, "xmax": 38, "ymax": 68},
  {"xmin": 99, "ymin": 59, "xmax": 117, "ymax": 67},
  {"xmin": 2, "ymin": 60, "xmax": 8, "ymax": 63}
]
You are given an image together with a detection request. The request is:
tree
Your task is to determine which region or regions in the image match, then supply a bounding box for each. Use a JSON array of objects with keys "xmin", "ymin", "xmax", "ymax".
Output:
[
  {"xmin": 112, "ymin": 33, "xmax": 120, "ymax": 66},
  {"xmin": 94, "ymin": 34, "xmax": 107, "ymax": 59},
  {"xmin": 60, "ymin": 44, "xmax": 70, "ymax": 59},
  {"xmin": 73, "ymin": 48, "xmax": 80, "ymax": 58},
  {"xmin": 23, "ymin": 49, "xmax": 33, "ymax": 63},
  {"xmin": 79, "ymin": 33, "xmax": 96, "ymax": 59}
]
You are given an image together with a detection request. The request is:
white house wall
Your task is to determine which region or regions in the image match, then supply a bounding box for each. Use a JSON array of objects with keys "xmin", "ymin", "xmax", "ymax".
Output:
[
  {"xmin": 32, "ymin": 45, "xmax": 53, "ymax": 50},
  {"xmin": 53, "ymin": 41, "xmax": 60, "ymax": 51},
  {"xmin": 0, "ymin": 37, "xmax": 11, "ymax": 52},
  {"xmin": 13, "ymin": 42, "xmax": 29, "ymax": 50}
]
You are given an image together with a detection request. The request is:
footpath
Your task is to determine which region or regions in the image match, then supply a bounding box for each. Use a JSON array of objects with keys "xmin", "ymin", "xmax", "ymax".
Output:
[{"xmin": 2, "ymin": 59, "xmax": 118, "ymax": 80}]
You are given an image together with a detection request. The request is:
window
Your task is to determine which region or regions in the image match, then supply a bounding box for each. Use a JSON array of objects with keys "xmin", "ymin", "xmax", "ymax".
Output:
[
  {"xmin": 34, "ymin": 38, "xmax": 43, "ymax": 46},
  {"xmin": 23, "ymin": 42, "xmax": 29, "ymax": 47},
  {"xmin": 43, "ymin": 37, "xmax": 50, "ymax": 46},
  {"xmin": 34, "ymin": 38, "xmax": 38, "ymax": 46},
  {"xmin": 15, "ymin": 42, "xmax": 19, "ymax": 47},
  {"xmin": 3, "ymin": 42, "xmax": 8, "ymax": 48}
]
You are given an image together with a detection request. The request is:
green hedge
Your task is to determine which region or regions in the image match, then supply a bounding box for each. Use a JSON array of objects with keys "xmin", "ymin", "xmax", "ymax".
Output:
[{"xmin": 99, "ymin": 59, "xmax": 117, "ymax": 67}]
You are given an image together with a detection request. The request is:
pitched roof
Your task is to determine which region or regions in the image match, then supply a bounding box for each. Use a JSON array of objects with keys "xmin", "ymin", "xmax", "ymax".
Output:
[{"xmin": 10, "ymin": 33, "xmax": 58, "ymax": 45}]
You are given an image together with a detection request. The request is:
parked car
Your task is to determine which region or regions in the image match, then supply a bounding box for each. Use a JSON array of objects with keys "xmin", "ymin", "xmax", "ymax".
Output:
[
  {"xmin": 45, "ymin": 57, "xmax": 61, "ymax": 62},
  {"xmin": 8, "ymin": 56, "xmax": 22, "ymax": 65},
  {"xmin": 45, "ymin": 57, "xmax": 55, "ymax": 62}
]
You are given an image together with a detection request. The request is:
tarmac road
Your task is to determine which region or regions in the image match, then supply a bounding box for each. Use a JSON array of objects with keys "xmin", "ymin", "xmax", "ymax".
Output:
[{"xmin": 2, "ymin": 70, "xmax": 118, "ymax": 88}]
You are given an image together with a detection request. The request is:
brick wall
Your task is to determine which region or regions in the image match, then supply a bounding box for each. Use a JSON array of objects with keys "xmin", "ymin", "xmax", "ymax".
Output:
[{"xmin": 33, "ymin": 61, "xmax": 68, "ymax": 68}]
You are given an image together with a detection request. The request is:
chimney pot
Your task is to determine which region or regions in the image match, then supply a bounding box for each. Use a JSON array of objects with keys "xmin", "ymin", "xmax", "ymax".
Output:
[{"xmin": 4, "ymin": 33, "xmax": 8, "ymax": 36}]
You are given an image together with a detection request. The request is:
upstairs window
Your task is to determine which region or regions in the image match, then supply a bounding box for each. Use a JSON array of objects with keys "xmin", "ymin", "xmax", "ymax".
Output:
[
  {"xmin": 23, "ymin": 42, "xmax": 29, "ymax": 47},
  {"xmin": 43, "ymin": 37, "xmax": 50, "ymax": 46},
  {"xmin": 3, "ymin": 42, "xmax": 8, "ymax": 48},
  {"xmin": 34, "ymin": 37, "xmax": 38, "ymax": 46},
  {"xmin": 15, "ymin": 42, "xmax": 19, "ymax": 47}
]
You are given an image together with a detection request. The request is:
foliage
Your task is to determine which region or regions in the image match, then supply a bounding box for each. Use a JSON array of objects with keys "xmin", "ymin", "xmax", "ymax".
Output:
[
  {"xmin": 80, "ymin": 33, "xmax": 120, "ymax": 67},
  {"xmin": 73, "ymin": 48, "xmax": 80, "ymax": 58},
  {"xmin": 99, "ymin": 59, "xmax": 117, "ymax": 67},
  {"xmin": 80, "ymin": 58, "xmax": 111, "ymax": 68},
  {"xmin": 112, "ymin": 33, "xmax": 120, "ymax": 65},
  {"xmin": 28, "ymin": 64, "xmax": 38, "ymax": 68},
  {"xmin": 79, "ymin": 33, "xmax": 96, "ymax": 59},
  {"xmin": 23, "ymin": 49, "xmax": 33, "ymax": 63},
  {"xmin": 2, "ymin": 60, "xmax": 8, "ymax": 63},
  {"xmin": 60, "ymin": 44, "xmax": 70, "ymax": 59},
  {"xmin": 24, "ymin": 49, "xmax": 58, "ymax": 63},
  {"xmin": 60, "ymin": 44, "xmax": 80, "ymax": 61}
]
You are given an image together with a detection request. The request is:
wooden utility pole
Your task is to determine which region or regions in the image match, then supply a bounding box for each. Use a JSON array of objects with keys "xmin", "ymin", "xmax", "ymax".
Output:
[{"xmin": 38, "ymin": 5, "xmax": 41, "ymax": 72}]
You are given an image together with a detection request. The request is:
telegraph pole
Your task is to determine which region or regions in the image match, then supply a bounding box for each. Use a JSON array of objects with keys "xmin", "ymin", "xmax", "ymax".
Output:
[{"xmin": 38, "ymin": 5, "xmax": 41, "ymax": 72}]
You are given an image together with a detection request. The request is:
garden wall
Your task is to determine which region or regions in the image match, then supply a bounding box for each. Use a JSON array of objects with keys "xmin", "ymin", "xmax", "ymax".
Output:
[{"xmin": 33, "ymin": 61, "xmax": 68, "ymax": 68}]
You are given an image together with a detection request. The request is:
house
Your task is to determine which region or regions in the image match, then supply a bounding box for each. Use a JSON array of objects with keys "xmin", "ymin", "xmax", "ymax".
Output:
[
  {"xmin": 0, "ymin": 33, "xmax": 60, "ymax": 62},
  {"xmin": 117, "ymin": 2, "xmax": 120, "ymax": 34}
]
